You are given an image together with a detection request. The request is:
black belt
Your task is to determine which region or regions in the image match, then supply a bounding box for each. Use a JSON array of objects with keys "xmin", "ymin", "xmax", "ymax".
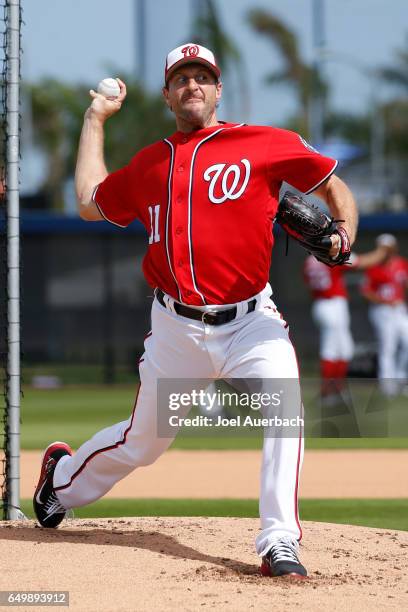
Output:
[{"xmin": 155, "ymin": 289, "xmax": 256, "ymax": 326}]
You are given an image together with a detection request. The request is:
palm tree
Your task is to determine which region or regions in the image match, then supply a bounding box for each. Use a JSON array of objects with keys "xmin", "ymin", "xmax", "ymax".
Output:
[
  {"xmin": 29, "ymin": 79, "xmax": 89, "ymax": 209},
  {"xmin": 248, "ymin": 8, "xmax": 328, "ymax": 136},
  {"xmin": 190, "ymin": 0, "xmax": 249, "ymax": 120},
  {"xmin": 380, "ymin": 39, "xmax": 408, "ymax": 155},
  {"xmin": 380, "ymin": 38, "xmax": 408, "ymax": 90},
  {"xmin": 191, "ymin": 0, "xmax": 240, "ymax": 72}
]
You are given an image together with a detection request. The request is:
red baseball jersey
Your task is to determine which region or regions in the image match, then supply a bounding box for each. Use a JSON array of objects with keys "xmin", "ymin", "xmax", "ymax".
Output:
[
  {"xmin": 303, "ymin": 254, "xmax": 359, "ymax": 299},
  {"xmin": 303, "ymin": 255, "xmax": 348, "ymax": 299},
  {"xmin": 363, "ymin": 256, "xmax": 408, "ymax": 303},
  {"xmin": 93, "ymin": 123, "xmax": 337, "ymax": 305}
]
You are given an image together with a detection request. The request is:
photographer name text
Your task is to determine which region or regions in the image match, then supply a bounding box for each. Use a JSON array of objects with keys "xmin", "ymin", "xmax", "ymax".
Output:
[{"xmin": 168, "ymin": 415, "xmax": 304, "ymax": 428}]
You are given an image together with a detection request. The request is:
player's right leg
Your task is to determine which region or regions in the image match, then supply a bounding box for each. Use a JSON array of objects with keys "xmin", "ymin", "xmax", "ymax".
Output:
[
  {"xmin": 369, "ymin": 304, "xmax": 398, "ymax": 395},
  {"xmin": 312, "ymin": 297, "xmax": 351, "ymax": 402},
  {"xmin": 395, "ymin": 305, "xmax": 408, "ymax": 382},
  {"xmin": 34, "ymin": 298, "xmax": 216, "ymax": 524},
  {"xmin": 218, "ymin": 290, "xmax": 306, "ymax": 576}
]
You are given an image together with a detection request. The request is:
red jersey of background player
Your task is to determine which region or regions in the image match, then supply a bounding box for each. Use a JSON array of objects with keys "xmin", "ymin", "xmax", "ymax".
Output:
[
  {"xmin": 94, "ymin": 124, "xmax": 337, "ymax": 305},
  {"xmin": 303, "ymin": 254, "xmax": 358, "ymax": 299},
  {"xmin": 363, "ymin": 256, "xmax": 408, "ymax": 303}
]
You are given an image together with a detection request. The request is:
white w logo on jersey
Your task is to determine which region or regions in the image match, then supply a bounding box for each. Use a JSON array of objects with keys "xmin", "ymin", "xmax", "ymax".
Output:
[{"xmin": 203, "ymin": 159, "xmax": 251, "ymax": 204}]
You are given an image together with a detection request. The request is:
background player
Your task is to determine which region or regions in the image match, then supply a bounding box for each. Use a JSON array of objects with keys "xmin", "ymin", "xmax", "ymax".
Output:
[
  {"xmin": 303, "ymin": 243, "xmax": 390, "ymax": 405},
  {"xmin": 33, "ymin": 43, "xmax": 358, "ymax": 578},
  {"xmin": 362, "ymin": 234, "xmax": 408, "ymax": 396}
]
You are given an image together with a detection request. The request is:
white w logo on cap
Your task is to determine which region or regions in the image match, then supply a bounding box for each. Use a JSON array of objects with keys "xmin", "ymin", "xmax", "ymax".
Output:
[{"xmin": 204, "ymin": 159, "xmax": 251, "ymax": 204}]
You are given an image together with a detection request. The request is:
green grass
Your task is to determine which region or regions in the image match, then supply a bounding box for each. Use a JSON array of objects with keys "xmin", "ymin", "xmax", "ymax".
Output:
[
  {"xmin": 300, "ymin": 499, "xmax": 408, "ymax": 531},
  {"xmin": 19, "ymin": 386, "xmax": 137, "ymax": 450},
  {"xmin": 16, "ymin": 385, "xmax": 408, "ymax": 450},
  {"xmin": 305, "ymin": 437, "xmax": 408, "ymax": 449},
  {"xmin": 24, "ymin": 363, "xmax": 137, "ymax": 385},
  {"xmin": 19, "ymin": 498, "xmax": 408, "ymax": 531}
]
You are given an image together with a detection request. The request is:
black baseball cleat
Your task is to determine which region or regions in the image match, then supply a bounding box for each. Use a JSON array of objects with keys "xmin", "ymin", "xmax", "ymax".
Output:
[
  {"xmin": 260, "ymin": 537, "xmax": 308, "ymax": 579},
  {"xmin": 33, "ymin": 441, "xmax": 72, "ymax": 528}
]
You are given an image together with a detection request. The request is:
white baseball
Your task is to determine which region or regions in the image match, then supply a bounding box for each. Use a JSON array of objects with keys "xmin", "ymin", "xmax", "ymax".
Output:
[{"xmin": 97, "ymin": 78, "xmax": 120, "ymax": 99}]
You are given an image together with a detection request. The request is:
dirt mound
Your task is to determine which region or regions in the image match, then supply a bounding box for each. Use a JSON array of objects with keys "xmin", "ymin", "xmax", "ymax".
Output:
[{"xmin": 0, "ymin": 518, "xmax": 407, "ymax": 611}]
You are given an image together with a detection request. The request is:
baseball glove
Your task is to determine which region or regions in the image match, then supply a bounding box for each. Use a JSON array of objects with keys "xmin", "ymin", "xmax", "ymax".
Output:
[{"xmin": 275, "ymin": 191, "xmax": 351, "ymax": 267}]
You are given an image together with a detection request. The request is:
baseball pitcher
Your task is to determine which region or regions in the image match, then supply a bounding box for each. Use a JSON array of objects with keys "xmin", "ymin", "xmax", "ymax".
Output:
[{"xmin": 34, "ymin": 43, "xmax": 359, "ymax": 579}]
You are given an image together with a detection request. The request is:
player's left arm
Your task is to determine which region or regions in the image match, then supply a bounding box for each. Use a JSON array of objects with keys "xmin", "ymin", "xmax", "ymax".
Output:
[
  {"xmin": 313, "ymin": 174, "xmax": 358, "ymax": 256},
  {"xmin": 351, "ymin": 245, "xmax": 391, "ymax": 270}
]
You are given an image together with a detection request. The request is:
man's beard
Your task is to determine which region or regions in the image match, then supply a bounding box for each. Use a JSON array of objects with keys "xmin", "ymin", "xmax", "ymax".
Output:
[
  {"xmin": 175, "ymin": 96, "xmax": 214, "ymax": 124},
  {"xmin": 178, "ymin": 105, "xmax": 212, "ymax": 126}
]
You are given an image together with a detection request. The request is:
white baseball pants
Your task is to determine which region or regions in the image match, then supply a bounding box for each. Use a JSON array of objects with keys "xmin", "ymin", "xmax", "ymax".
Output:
[
  {"xmin": 312, "ymin": 296, "xmax": 354, "ymax": 361},
  {"xmin": 369, "ymin": 303, "xmax": 408, "ymax": 393},
  {"xmin": 53, "ymin": 283, "xmax": 304, "ymax": 556}
]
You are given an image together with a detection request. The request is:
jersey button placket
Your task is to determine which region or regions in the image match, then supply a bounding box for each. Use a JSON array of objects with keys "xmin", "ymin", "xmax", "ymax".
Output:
[{"xmin": 171, "ymin": 146, "xmax": 196, "ymax": 301}]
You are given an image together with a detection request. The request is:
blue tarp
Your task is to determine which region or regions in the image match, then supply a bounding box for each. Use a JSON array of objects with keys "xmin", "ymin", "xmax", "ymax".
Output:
[
  {"xmin": 314, "ymin": 139, "xmax": 366, "ymax": 164},
  {"xmin": 1, "ymin": 210, "xmax": 408, "ymax": 234}
]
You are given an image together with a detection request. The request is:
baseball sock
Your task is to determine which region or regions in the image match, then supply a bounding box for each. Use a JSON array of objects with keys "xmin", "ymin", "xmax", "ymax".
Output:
[
  {"xmin": 320, "ymin": 359, "xmax": 337, "ymax": 396},
  {"xmin": 335, "ymin": 360, "xmax": 348, "ymax": 389}
]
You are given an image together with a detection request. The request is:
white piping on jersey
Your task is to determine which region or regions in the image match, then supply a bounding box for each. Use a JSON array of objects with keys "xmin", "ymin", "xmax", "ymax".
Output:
[
  {"xmin": 187, "ymin": 123, "xmax": 245, "ymax": 305},
  {"xmin": 304, "ymin": 159, "xmax": 338, "ymax": 195},
  {"xmin": 163, "ymin": 138, "xmax": 183, "ymax": 301},
  {"xmin": 92, "ymin": 184, "xmax": 127, "ymax": 228}
]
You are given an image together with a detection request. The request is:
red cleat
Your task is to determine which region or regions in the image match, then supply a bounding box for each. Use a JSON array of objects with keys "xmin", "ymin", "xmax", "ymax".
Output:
[{"xmin": 33, "ymin": 441, "xmax": 72, "ymax": 528}]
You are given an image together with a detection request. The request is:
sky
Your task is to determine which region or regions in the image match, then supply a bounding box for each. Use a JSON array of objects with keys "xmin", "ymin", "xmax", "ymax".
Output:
[
  {"xmin": 22, "ymin": 0, "xmax": 407, "ymax": 124},
  {"xmin": 19, "ymin": 0, "xmax": 408, "ymax": 192}
]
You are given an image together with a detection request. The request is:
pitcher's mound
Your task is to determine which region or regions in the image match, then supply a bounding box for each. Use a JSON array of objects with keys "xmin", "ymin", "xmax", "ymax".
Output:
[{"xmin": 0, "ymin": 518, "xmax": 407, "ymax": 611}]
